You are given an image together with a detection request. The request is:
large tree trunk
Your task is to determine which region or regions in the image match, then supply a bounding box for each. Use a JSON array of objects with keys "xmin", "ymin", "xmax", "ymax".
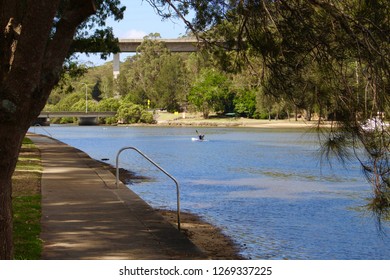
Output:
[
  {"xmin": 0, "ymin": 79, "xmax": 41, "ymax": 259},
  {"xmin": 0, "ymin": 69, "xmax": 37, "ymax": 259},
  {"xmin": 0, "ymin": 177, "xmax": 13, "ymax": 260},
  {"xmin": 0, "ymin": 124, "xmax": 26, "ymax": 259},
  {"xmin": 0, "ymin": 0, "xmax": 97, "ymax": 259}
]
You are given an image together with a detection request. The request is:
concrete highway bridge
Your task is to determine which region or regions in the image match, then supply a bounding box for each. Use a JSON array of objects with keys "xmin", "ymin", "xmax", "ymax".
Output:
[
  {"xmin": 36, "ymin": 111, "xmax": 117, "ymax": 126},
  {"xmin": 113, "ymin": 38, "xmax": 199, "ymax": 78}
]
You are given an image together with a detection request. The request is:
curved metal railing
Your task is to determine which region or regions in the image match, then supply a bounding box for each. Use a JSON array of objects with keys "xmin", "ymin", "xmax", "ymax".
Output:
[{"xmin": 115, "ymin": 146, "xmax": 181, "ymax": 230}]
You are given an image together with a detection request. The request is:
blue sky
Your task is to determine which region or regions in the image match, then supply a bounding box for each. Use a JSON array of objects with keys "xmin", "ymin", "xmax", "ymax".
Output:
[{"xmin": 78, "ymin": 1, "xmax": 190, "ymax": 66}]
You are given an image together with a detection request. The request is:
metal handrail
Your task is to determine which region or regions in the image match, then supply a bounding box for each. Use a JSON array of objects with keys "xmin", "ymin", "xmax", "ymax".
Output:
[
  {"xmin": 116, "ymin": 146, "xmax": 181, "ymax": 231},
  {"xmin": 33, "ymin": 124, "xmax": 52, "ymax": 137}
]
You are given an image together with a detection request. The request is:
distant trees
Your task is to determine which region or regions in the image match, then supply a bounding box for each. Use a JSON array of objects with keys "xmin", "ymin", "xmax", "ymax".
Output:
[
  {"xmin": 51, "ymin": 34, "xmax": 329, "ymax": 123},
  {"xmin": 53, "ymin": 32, "xmax": 307, "ymax": 122},
  {"xmin": 154, "ymin": 54, "xmax": 189, "ymax": 112},
  {"xmin": 96, "ymin": 97, "xmax": 120, "ymax": 124},
  {"xmin": 117, "ymin": 34, "xmax": 190, "ymax": 111},
  {"xmin": 188, "ymin": 68, "xmax": 232, "ymax": 118},
  {"xmin": 117, "ymin": 100, "xmax": 155, "ymax": 124}
]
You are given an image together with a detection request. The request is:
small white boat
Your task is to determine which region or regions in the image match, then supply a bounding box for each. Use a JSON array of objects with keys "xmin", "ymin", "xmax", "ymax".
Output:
[{"xmin": 191, "ymin": 137, "xmax": 208, "ymax": 142}]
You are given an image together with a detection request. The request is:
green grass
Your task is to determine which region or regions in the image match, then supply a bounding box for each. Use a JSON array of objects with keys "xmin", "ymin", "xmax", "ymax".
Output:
[
  {"xmin": 15, "ymin": 158, "xmax": 41, "ymax": 171},
  {"xmin": 12, "ymin": 195, "xmax": 42, "ymax": 259},
  {"xmin": 12, "ymin": 137, "xmax": 42, "ymax": 259},
  {"xmin": 22, "ymin": 138, "xmax": 34, "ymax": 145}
]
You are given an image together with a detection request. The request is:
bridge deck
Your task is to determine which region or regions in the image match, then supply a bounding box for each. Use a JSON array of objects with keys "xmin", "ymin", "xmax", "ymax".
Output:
[
  {"xmin": 38, "ymin": 111, "xmax": 116, "ymax": 118},
  {"xmin": 118, "ymin": 38, "xmax": 199, "ymax": 52}
]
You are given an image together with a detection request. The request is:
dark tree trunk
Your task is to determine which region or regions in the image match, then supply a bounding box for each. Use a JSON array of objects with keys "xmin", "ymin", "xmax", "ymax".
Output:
[
  {"xmin": 0, "ymin": 80, "xmax": 36, "ymax": 259},
  {"xmin": 0, "ymin": 0, "xmax": 97, "ymax": 259},
  {"xmin": 0, "ymin": 178, "xmax": 13, "ymax": 260},
  {"xmin": 0, "ymin": 123, "xmax": 27, "ymax": 259}
]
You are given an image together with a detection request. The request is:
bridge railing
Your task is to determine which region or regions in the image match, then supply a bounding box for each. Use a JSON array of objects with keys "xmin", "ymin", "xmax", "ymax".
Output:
[{"xmin": 38, "ymin": 111, "xmax": 117, "ymax": 118}]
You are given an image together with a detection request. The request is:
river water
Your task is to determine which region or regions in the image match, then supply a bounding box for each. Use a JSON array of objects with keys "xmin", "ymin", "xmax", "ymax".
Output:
[{"xmin": 32, "ymin": 125, "xmax": 390, "ymax": 259}]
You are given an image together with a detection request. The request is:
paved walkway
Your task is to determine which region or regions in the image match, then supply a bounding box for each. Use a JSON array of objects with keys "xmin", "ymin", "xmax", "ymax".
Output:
[{"xmin": 30, "ymin": 134, "xmax": 206, "ymax": 260}]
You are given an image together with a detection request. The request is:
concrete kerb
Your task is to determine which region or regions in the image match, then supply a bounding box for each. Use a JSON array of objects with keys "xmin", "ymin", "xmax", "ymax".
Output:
[{"xmin": 29, "ymin": 133, "xmax": 206, "ymax": 260}]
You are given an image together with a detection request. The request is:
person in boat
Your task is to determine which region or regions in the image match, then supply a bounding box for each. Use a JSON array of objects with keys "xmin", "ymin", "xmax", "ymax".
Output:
[{"xmin": 196, "ymin": 130, "xmax": 205, "ymax": 140}]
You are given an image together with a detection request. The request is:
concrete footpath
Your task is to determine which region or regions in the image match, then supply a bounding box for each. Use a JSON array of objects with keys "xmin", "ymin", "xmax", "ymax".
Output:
[{"xmin": 29, "ymin": 134, "xmax": 206, "ymax": 260}]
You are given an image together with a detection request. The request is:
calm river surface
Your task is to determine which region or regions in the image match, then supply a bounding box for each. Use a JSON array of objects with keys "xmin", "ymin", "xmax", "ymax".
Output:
[{"xmin": 33, "ymin": 125, "xmax": 390, "ymax": 259}]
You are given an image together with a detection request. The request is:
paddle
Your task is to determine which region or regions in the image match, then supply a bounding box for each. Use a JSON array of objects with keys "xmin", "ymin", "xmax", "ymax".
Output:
[{"xmin": 196, "ymin": 130, "xmax": 204, "ymax": 140}]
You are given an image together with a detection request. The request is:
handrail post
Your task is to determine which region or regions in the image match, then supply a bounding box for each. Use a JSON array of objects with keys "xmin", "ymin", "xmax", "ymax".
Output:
[{"xmin": 116, "ymin": 147, "xmax": 181, "ymax": 231}]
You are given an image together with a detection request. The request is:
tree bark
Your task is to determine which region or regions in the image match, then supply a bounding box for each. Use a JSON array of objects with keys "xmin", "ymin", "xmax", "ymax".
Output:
[
  {"xmin": 0, "ymin": 123, "xmax": 26, "ymax": 259},
  {"xmin": 0, "ymin": 176, "xmax": 13, "ymax": 260},
  {"xmin": 0, "ymin": 0, "xmax": 97, "ymax": 259}
]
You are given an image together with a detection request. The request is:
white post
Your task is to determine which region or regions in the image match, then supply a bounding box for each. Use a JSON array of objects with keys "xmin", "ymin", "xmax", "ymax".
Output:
[
  {"xmin": 113, "ymin": 53, "xmax": 120, "ymax": 79},
  {"xmin": 82, "ymin": 83, "xmax": 88, "ymax": 113}
]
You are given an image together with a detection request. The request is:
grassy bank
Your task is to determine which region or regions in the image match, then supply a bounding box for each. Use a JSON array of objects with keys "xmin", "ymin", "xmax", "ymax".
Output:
[{"xmin": 12, "ymin": 137, "xmax": 42, "ymax": 259}]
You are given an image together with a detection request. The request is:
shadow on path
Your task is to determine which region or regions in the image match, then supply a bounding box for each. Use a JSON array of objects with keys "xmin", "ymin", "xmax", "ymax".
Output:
[{"xmin": 30, "ymin": 134, "xmax": 206, "ymax": 260}]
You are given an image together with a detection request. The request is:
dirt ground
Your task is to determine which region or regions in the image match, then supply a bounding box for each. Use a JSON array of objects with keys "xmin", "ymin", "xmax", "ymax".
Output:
[{"xmin": 158, "ymin": 209, "xmax": 245, "ymax": 260}]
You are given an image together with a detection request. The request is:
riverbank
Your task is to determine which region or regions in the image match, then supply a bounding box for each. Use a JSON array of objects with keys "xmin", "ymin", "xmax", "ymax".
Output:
[
  {"xmin": 153, "ymin": 111, "xmax": 328, "ymax": 129},
  {"xmin": 158, "ymin": 210, "xmax": 245, "ymax": 259},
  {"xmin": 99, "ymin": 160, "xmax": 244, "ymax": 259}
]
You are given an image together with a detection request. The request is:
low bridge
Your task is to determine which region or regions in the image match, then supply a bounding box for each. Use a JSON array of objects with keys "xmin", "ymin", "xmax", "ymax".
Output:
[{"xmin": 36, "ymin": 111, "xmax": 116, "ymax": 126}]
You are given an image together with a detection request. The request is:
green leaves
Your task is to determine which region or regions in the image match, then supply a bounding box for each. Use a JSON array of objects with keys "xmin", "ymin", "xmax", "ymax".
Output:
[
  {"xmin": 119, "ymin": 36, "xmax": 189, "ymax": 111},
  {"xmin": 188, "ymin": 68, "xmax": 232, "ymax": 118},
  {"xmin": 117, "ymin": 101, "xmax": 154, "ymax": 124}
]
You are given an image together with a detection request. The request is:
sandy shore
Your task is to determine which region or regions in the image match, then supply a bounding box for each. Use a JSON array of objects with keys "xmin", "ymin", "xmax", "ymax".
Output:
[
  {"xmin": 153, "ymin": 112, "xmax": 329, "ymax": 129},
  {"xmin": 158, "ymin": 210, "xmax": 245, "ymax": 259}
]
